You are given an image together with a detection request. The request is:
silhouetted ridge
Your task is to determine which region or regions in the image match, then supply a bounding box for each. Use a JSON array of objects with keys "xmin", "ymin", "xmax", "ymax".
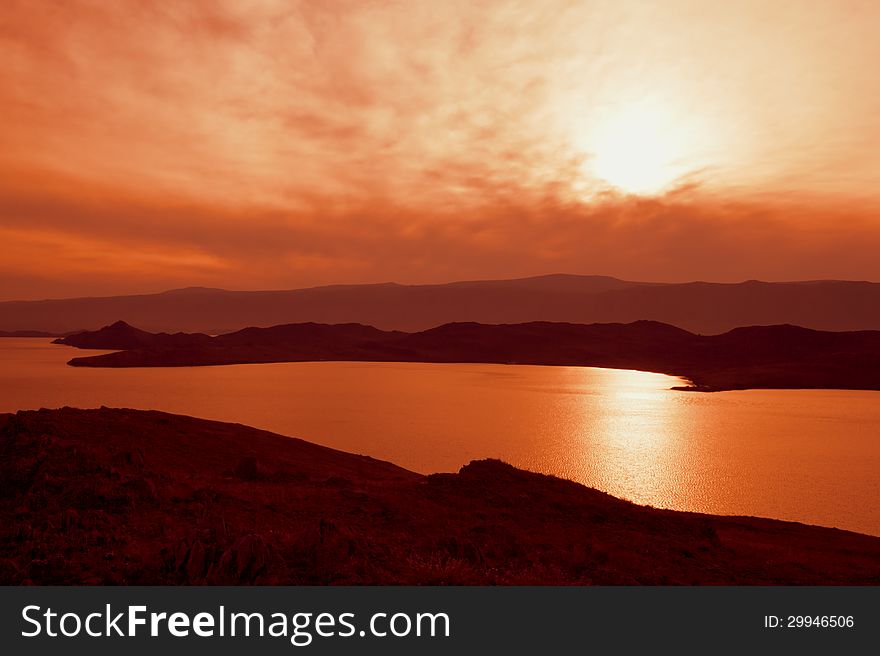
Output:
[
  {"xmin": 54, "ymin": 321, "xmax": 211, "ymax": 351},
  {"xmin": 55, "ymin": 319, "xmax": 880, "ymax": 392},
  {"xmin": 0, "ymin": 329, "xmax": 60, "ymax": 337},
  {"xmin": 2, "ymin": 407, "xmax": 878, "ymax": 584},
  {"xmin": 6, "ymin": 274, "xmax": 880, "ymax": 334},
  {"xmin": 160, "ymin": 287, "xmax": 228, "ymax": 294}
]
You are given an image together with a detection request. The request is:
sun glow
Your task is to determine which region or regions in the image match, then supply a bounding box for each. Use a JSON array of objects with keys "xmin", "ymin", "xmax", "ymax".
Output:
[{"xmin": 587, "ymin": 100, "xmax": 704, "ymax": 195}]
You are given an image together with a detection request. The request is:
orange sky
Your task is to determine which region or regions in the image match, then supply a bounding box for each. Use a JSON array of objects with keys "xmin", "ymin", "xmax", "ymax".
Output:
[{"xmin": 2, "ymin": 0, "xmax": 879, "ymax": 300}]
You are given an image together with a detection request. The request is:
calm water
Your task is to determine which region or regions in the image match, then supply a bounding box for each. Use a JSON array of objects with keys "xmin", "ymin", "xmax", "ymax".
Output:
[{"xmin": 2, "ymin": 338, "xmax": 879, "ymax": 535}]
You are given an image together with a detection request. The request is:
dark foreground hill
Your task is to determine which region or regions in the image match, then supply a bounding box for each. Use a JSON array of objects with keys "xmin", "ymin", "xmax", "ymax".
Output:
[
  {"xmin": 1, "ymin": 407, "xmax": 878, "ymax": 585},
  {"xmin": 5, "ymin": 274, "xmax": 880, "ymax": 334},
  {"xmin": 57, "ymin": 320, "xmax": 880, "ymax": 392}
]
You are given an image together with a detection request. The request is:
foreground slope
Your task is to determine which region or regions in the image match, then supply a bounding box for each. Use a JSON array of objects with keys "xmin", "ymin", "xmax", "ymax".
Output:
[{"xmin": 1, "ymin": 408, "xmax": 879, "ymax": 585}]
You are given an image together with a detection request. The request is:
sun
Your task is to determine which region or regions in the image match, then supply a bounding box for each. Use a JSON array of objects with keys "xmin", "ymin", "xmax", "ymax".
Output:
[{"xmin": 587, "ymin": 100, "xmax": 696, "ymax": 195}]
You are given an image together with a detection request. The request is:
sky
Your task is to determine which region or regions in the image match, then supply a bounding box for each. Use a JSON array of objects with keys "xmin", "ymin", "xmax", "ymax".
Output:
[{"xmin": 1, "ymin": 0, "xmax": 879, "ymax": 300}]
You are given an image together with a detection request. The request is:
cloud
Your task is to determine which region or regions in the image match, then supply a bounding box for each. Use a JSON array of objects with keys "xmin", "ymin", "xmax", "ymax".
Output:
[{"xmin": 1, "ymin": 0, "xmax": 879, "ymax": 298}]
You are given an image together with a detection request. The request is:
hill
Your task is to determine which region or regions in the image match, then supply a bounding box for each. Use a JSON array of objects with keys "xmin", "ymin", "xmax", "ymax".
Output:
[
  {"xmin": 57, "ymin": 320, "xmax": 880, "ymax": 392},
  {"xmin": 1, "ymin": 407, "xmax": 878, "ymax": 585},
  {"xmin": 0, "ymin": 330, "xmax": 59, "ymax": 338},
  {"xmin": 4, "ymin": 274, "xmax": 880, "ymax": 334}
]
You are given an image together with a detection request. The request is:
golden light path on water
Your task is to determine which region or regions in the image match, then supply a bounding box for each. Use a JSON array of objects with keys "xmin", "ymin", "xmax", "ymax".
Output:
[{"xmin": 2, "ymin": 339, "xmax": 879, "ymax": 535}]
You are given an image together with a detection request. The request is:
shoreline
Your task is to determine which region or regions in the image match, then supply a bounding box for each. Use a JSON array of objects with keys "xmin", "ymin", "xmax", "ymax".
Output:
[
  {"xmin": 2, "ymin": 406, "xmax": 879, "ymax": 585},
  {"xmin": 51, "ymin": 319, "xmax": 880, "ymax": 394},
  {"xmin": 63, "ymin": 352, "xmax": 878, "ymax": 395}
]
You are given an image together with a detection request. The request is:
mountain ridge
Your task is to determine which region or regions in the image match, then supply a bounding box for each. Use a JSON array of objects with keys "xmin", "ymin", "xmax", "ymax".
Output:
[
  {"xmin": 55, "ymin": 319, "xmax": 880, "ymax": 392},
  {"xmin": 5, "ymin": 274, "xmax": 880, "ymax": 335}
]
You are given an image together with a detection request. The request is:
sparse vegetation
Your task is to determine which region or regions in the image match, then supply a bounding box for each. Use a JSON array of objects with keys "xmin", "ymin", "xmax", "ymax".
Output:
[{"xmin": 2, "ymin": 407, "xmax": 879, "ymax": 585}]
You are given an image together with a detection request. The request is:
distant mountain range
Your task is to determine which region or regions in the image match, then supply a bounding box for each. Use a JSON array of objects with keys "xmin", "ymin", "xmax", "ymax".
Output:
[
  {"xmin": 0, "ymin": 329, "xmax": 59, "ymax": 338},
  {"xmin": 56, "ymin": 319, "xmax": 880, "ymax": 392},
  {"xmin": 4, "ymin": 274, "xmax": 880, "ymax": 335}
]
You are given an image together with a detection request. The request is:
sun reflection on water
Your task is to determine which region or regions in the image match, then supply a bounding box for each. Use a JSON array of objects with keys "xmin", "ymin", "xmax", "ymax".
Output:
[
  {"xmin": 570, "ymin": 368, "xmax": 689, "ymax": 507},
  {"xmin": 3, "ymin": 341, "xmax": 879, "ymax": 534}
]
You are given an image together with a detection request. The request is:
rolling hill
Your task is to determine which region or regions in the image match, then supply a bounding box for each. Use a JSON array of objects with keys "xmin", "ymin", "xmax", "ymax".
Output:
[
  {"xmin": 4, "ymin": 274, "xmax": 880, "ymax": 334},
  {"xmin": 56, "ymin": 319, "xmax": 880, "ymax": 392},
  {"xmin": 2, "ymin": 407, "xmax": 878, "ymax": 585}
]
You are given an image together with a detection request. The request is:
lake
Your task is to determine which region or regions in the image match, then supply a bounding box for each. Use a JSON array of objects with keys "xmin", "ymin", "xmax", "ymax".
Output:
[{"xmin": 1, "ymin": 338, "xmax": 878, "ymax": 535}]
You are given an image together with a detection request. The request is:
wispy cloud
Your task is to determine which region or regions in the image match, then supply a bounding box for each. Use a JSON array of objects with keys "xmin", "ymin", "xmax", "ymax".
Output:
[{"xmin": 1, "ymin": 0, "xmax": 879, "ymax": 298}]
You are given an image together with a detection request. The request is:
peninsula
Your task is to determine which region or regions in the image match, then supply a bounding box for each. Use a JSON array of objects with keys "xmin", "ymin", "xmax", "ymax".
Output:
[{"xmin": 55, "ymin": 320, "xmax": 880, "ymax": 392}]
